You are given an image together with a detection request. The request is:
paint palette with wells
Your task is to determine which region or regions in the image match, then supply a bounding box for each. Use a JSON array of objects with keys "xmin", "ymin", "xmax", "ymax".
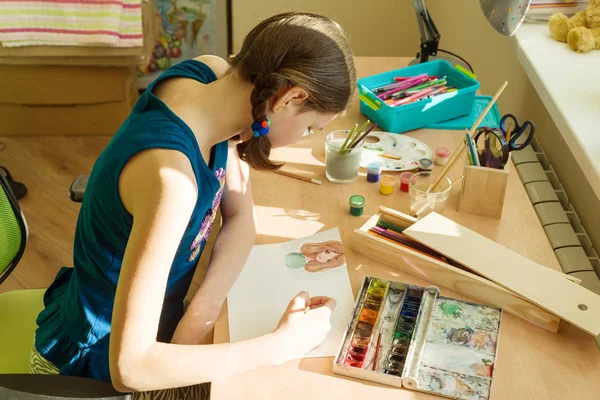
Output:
[
  {"xmin": 334, "ymin": 276, "xmax": 502, "ymax": 400},
  {"xmin": 360, "ymin": 131, "xmax": 432, "ymax": 172}
]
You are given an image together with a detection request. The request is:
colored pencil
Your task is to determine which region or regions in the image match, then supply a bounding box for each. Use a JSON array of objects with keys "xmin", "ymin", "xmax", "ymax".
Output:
[
  {"xmin": 367, "ymin": 230, "xmax": 451, "ymax": 264},
  {"xmin": 471, "ymin": 138, "xmax": 480, "ymax": 166},
  {"xmin": 378, "ymin": 79, "xmax": 428, "ymax": 100},
  {"xmin": 389, "ymin": 87, "xmax": 435, "ymax": 107},
  {"xmin": 376, "ymin": 75, "xmax": 428, "ymax": 98},
  {"xmin": 376, "ymin": 220, "xmax": 405, "ymax": 233},
  {"xmin": 373, "ymin": 74, "xmax": 427, "ymax": 94},
  {"xmin": 370, "ymin": 226, "xmax": 444, "ymax": 257},
  {"xmin": 388, "ymin": 80, "xmax": 447, "ymax": 104},
  {"xmin": 465, "ymin": 133, "xmax": 479, "ymax": 166},
  {"xmin": 396, "ymin": 78, "xmax": 447, "ymax": 95}
]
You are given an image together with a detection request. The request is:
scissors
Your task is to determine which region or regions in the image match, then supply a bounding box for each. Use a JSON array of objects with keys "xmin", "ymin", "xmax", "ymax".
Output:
[
  {"xmin": 499, "ymin": 113, "xmax": 536, "ymax": 151},
  {"xmin": 473, "ymin": 127, "xmax": 510, "ymax": 169}
]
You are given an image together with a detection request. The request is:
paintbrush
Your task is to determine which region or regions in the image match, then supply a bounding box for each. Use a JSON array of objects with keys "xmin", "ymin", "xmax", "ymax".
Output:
[
  {"xmin": 275, "ymin": 169, "xmax": 322, "ymax": 185},
  {"xmin": 338, "ymin": 123, "xmax": 357, "ymax": 154},
  {"xmin": 349, "ymin": 123, "xmax": 378, "ymax": 149},
  {"xmin": 428, "ymin": 81, "xmax": 509, "ymax": 193},
  {"xmin": 372, "ymin": 332, "xmax": 382, "ymax": 371},
  {"xmin": 342, "ymin": 119, "xmax": 370, "ymax": 154}
]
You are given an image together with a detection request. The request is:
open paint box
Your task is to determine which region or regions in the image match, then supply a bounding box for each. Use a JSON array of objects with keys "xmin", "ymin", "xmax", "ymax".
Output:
[
  {"xmin": 333, "ymin": 276, "xmax": 502, "ymax": 400},
  {"xmin": 348, "ymin": 206, "xmax": 600, "ymax": 350}
]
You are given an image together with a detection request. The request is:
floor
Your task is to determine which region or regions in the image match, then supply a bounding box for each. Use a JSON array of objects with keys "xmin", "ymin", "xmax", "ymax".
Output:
[{"xmin": 0, "ymin": 136, "xmax": 213, "ymax": 295}]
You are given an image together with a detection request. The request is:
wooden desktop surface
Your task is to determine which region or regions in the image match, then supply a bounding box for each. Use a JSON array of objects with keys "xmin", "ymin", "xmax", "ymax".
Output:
[{"xmin": 212, "ymin": 58, "xmax": 600, "ymax": 400}]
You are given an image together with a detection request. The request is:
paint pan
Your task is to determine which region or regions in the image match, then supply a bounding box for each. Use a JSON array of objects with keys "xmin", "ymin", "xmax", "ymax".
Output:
[
  {"xmin": 333, "ymin": 276, "xmax": 503, "ymax": 400},
  {"xmin": 341, "ymin": 278, "xmax": 389, "ymax": 368}
]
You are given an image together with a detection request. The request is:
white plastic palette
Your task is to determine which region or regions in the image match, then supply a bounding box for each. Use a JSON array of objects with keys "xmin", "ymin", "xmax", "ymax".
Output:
[{"xmin": 360, "ymin": 131, "xmax": 432, "ymax": 171}]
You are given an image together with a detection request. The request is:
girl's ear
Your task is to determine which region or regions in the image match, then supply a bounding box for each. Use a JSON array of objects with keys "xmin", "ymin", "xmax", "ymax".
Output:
[{"xmin": 271, "ymin": 86, "xmax": 309, "ymax": 112}]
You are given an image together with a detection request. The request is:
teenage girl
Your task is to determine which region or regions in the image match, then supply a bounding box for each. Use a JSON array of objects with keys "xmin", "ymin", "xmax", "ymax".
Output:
[{"xmin": 32, "ymin": 12, "xmax": 356, "ymax": 398}]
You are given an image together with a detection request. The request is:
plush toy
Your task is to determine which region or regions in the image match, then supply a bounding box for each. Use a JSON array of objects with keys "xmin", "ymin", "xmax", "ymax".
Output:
[{"xmin": 548, "ymin": 0, "xmax": 600, "ymax": 52}]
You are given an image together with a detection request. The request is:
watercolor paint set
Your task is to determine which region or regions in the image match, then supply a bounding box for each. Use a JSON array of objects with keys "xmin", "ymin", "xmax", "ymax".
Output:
[{"xmin": 333, "ymin": 276, "xmax": 503, "ymax": 400}]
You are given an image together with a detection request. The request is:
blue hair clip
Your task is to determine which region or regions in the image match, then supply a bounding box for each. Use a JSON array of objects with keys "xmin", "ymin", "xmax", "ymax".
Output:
[{"xmin": 251, "ymin": 117, "xmax": 271, "ymax": 138}]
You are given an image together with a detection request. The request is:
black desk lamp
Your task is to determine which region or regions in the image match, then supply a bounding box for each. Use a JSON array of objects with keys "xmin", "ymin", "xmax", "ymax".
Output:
[{"xmin": 410, "ymin": 0, "xmax": 532, "ymax": 72}]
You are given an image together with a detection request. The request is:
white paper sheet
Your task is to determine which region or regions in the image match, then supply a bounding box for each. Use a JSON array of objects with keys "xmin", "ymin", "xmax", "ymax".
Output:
[{"xmin": 227, "ymin": 228, "xmax": 355, "ymax": 358}]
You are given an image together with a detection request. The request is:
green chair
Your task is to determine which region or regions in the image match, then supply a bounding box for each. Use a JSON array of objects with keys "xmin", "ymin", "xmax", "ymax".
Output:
[{"xmin": 0, "ymin": 171, "xmax": 129, "ymax": 399}]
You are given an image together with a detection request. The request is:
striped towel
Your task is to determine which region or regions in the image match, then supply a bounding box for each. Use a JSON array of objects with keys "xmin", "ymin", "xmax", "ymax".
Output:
[
  {"xmin": 527, "ymin": 1, "xmax": 589, "ymax": 19},
  {"xmin": 0, "ymin": 0, "xmax": 143, "ymax": 47}
]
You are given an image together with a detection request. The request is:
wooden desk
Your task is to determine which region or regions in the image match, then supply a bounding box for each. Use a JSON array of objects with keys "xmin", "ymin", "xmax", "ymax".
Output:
[{"xmin": 212, "ymin": 58, "xmax": 600, "ymax": 400}]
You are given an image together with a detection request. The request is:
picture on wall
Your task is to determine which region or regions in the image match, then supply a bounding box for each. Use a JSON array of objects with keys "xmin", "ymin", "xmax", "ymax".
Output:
[{"xmin": 138, "ymin": 0, "xmax": 229, "ymax": 88}]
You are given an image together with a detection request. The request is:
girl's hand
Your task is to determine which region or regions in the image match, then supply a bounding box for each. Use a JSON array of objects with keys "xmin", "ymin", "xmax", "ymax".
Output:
[{"xmin": 273, "ymin": 291, "xmax": 336, "ymax": 363}]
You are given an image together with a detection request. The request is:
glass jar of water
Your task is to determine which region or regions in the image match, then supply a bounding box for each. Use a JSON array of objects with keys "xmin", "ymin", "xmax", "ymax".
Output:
[{"xmin": 325, "ymin": 130, "xmax": 364, "ymax": 184}]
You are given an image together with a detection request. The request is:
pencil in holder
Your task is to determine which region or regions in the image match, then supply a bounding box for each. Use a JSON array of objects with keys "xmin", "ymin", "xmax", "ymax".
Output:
[{"xmin": 458, "ymin": 153, "xmax": 511, "ymax": 219}]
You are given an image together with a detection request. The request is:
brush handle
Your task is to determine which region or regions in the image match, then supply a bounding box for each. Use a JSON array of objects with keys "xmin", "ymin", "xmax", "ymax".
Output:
[
  {"xmin": 428, "ymin": 143, "xmax": 467, "ymax": 193},
  {"xmin": 275, "ymin": 169, "xmax": 322, "ymax": 185},
  {"xmin": 350, "ymin": 123, "xmax": 378, "ymax": 149},
  {"xmin": 339, "ymin": 124, "xmax": 358, "ymax": 154},
  {"xmin": 429, "ymin": 81, "xmax": 508, "ymax": 193},
  {"xmin": 468, "ymin": 81, "xmax": 508, "ymax": 136}
]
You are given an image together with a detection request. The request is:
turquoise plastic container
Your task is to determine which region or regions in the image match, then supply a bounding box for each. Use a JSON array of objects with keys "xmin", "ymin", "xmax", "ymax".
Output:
[
  {"xmin": 357, "ymin": 60, "xmax": 480, "ymax": 133},
  {"xmin": 427, "ymin": 95, "xmax": 502, "ymax": 130}
]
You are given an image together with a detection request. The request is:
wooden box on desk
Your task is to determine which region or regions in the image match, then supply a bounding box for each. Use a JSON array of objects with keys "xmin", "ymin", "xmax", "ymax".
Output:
[
  {"xmin": 458, "ymin": 153, "xmax": 511, "ymax": 219},
  {"xmin": 352, "ymin": 206, "xmax": 600, "ymax": 337}
]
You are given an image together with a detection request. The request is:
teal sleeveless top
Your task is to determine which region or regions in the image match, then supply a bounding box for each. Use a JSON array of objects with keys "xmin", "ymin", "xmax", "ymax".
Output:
[{"xmin": 35, "ymin": 60, "xmax": 228, "ymax": 382}]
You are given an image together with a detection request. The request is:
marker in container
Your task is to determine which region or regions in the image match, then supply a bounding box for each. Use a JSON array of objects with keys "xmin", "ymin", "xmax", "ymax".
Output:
[
  {"xmin": 379, "ymin": 175, "xmax": 395, "ymax": 195},
  {"xmin": 349, "ymin": 195, "xmax": 365, "ymax": 216},
  {"xmin": 366, "ymin": 162, "xmax": 382, "ymax": 183},
  {"xmin": 418, "ymin": 158, "xmax": 433, "ymax": 172},
  {"xmin": 399, "ymin": 172, "xmax": 414, "ymax": 193},
  {"xmin": 434, "ymin": 147, "xmax": 451, "ymax": 166}
]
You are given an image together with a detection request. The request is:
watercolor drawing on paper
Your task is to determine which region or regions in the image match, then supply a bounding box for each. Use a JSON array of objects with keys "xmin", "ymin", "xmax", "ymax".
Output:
[
  {"xmin": 227, "ymin": 228, "xmax": 354, "ymax": 358},
  {"xmin": 284, "ymin": 240, "xmax": 346, "ymax": 273}
]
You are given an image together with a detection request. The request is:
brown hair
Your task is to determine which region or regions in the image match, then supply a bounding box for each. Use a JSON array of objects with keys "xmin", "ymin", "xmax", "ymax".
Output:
[
  {"xmin": 229, "ymin": 12, "xmax": 356, "ymax": 170},
  {"xmin": 300, "ymin": 240, "xmax": 346, "ymax": 272}
]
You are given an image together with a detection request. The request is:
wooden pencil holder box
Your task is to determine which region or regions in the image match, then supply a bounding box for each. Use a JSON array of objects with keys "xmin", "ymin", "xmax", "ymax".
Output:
[
  {"xmin": 351, "ymin": 206, "xmax": 600, "ymax": 337},
  {"xmin": 458, "ymin": 153, "xmax": 511, "ymax": 219}
]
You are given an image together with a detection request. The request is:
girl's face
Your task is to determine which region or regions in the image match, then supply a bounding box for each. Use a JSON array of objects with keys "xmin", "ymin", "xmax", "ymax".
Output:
[
  {"xmin": 267, "ymin": 108, "xmax": 338, "ymax": 148},
  {"xmin": 316, "ymin": 249, "xmax": 339, "ymax": 264},
  {"xmin": 238, "ymin": 85, "xmax": 340, "ymax": 148}
]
